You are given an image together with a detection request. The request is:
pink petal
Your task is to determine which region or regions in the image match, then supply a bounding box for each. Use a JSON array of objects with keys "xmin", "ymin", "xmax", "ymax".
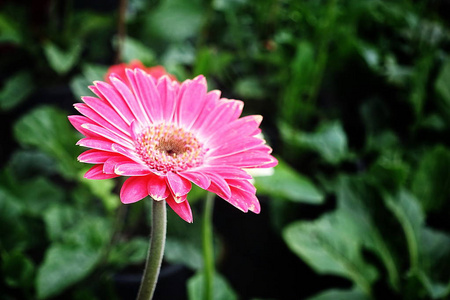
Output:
[
  {"xmin": 207, "ymin": 149, "xmax": 278, "ymax": 168},
  {"xmin": 208, "ymin": 136, "xmax": 265, "ymax": 158},
  {"xmin": 110, "ymin": 76, "xmax": 149, "ymax": 125},
  {"xmin": 103, "ymin": 156, "xmax": 134, "ymax": 174},
  {"xmin": 78, "ymin": 149, "xmax": 120, "ymax": 164},
  {"xmin": 80, "ymin": 123, "xmax": 134, "ymax": 148},
  {"xmin": 68, "ymin": 115, "xmax": 98, "ymax": 137},
  {"xmin": 167, "ymin": 172, "xmax": 192, "ymax": 197},
  {"xmin": 148, "ymin": 175, "xmax": 170, "ymax": 200},
  {"xmin": 230, "ymin": 186, "xmax": 261, "ymax": 214},
  {"xmin": 206, "ymin": 115, "xmax": 262, "ymax": 146},
  {"xmin": 94, "ymin": 80, "xmax": 134, "ymax": 124},
  {"xmin": 206, "ymin": 173, "xmax": 231, "ymax": 199},
  {"xmin": 74, "ymin": 103, "xmax": 130, "ymax": 141},
  {"xmin": 115, "ymin": 162, "xmax": 152, "ymax": 176},
  {"xmin": 190, "ymin": 90, "xmax": 221, "ymax": 132},
  {"xmin": 76, "ymin": 137, "xmax": 114, "ymax": 152},
  {"xmin": 111, "ymin": 143, "xmax": 141, "ymax": 162},
  {"xmin": 176, "ymin": 75, "xmax": 207, "ymax": 128},
  {"xmin": 82, "ymin": 96, "xmax": 130, "ymax": 135},
  {"xmin": 166, "ymin": 194, "xmax": 193, "ymax": 223},
  {"xmin": 228, "ymin": 178, "xmax": 256, "ymax": 192},
  {"xmin": 84, "ymin": 164, "xmax": 119, "ymax": 180},
  {"xmin": 120, "ymin": 176, "xmax": 150, "ymax": 204},
  {"xmin": 125, "ymin": 69, "xmax": 152, "ymax": 125},
  {"xmin": 135, "ymin": 69, "xmax": 163, "ymax": 123},
  {"xmin": 157, "ymin": 76, "xmax": 177, "ymax": 123},
  {"xmin": 178, "ymin": 170, "xmax": 211, "ymax": 189}
]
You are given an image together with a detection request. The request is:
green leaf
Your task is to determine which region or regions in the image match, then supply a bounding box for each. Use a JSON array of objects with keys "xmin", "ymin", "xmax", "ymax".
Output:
[
  {"xmin": 109, "ymin": 237, "xmax": 148, "ymax": 268},
  {"xmin": 80, "ymin": 170, "xmax": 120, "ymax": 212},
  {"xmin": 0, "ymin": 71, "xmax": 34, "ymax": 111},
  {"xmin": 435, "ymin": 58, "xmax": 450, "ymax": 115},
  {"xmin": 121, "ymin": 37, "xmax": 155, "ymax": 66},
  {"xmin": 1, "ymin": 250, "xmax": 35, "ymax": 289},
  {"xmin": 165, "ymin": 238, "xmax": 203, "ymax": 270},
  {"xmin": 0, "ymin": 13, "xmax": 22, "ymax": 44},
  {"xmin": 411, "ymin": 146, "xmax": 450, "ymax": 212},
  {"xmin": 417, "ymin": 228, "xmax": 450, "ymax": 299},
  {"xmin": 36, "ymin": 243, "xmax": 102, "ymax": 299},
  {"xmin": 384, "ymin": 190, "xmax": 424, "ymax": 273},
  {"xmin": 254, "ymin": 158, "xmax": 324, "ymax": 204},
  {"xmin": 43, "ymin": 205, "xmax": 81, "ymax": 242},
  {"xmin": 70, "ymin": 74, "xmax": 94, "ymax": 100},
  {"xmin": 0, "ymin": 186, "xmax": 29, "ymax": 251},
  {"xmin": 283, "ymin": 212, "xmax": 378, "ymax": 294},
  {"xmin": 146, "ymin": 0, "xmax": 205, "ymax": 42},
  {"xmin": 13, "ymin": 106, "xmax": 82, "ymax": 179},
  {"xmin": 280, "ymin": 121, "xmax": 348, "ymax": 164},
  {"xmin": 43, "ymin": 42, "xmax": 82, "ymax": 75},
  {"xmin": 36, "ymin": 215, "xmax": 111, "ymax": 299},
  {"xmin": 307, "ymin": 288, "xmax": 370, "ymax": 300},
  {"xmin": 187, "ymin": 272, "xmax": 238, "ymax": 300},
  {"xmin": 368, "ymin": 152, "xmax": 409, "ymax": 192},
  {"xmin": 336, "ymin": 177, "xmax": 400, "ymax": 290}
]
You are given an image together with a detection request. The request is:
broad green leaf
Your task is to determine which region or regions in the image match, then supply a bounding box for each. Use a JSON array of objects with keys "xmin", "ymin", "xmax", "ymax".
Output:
[
  {"xmin": 254, "ymin": 158, "xmax": 324, "ymax": 204},
  {"xmin": 36, "ymin": 215, "xmax": 111, "ymax": 299},
  {"xmin": 82, "ymin": 64, "xmax": 108, "ymax": 83},
  {"xmin": 411, "ymin": 146, "xmax": 450, "ymax": 212},
  {"xmin": 435, "ymin": 58, "xmax": 450, "ymax": 115},
  {"xmin": 1, "ymin": 250, "xmax": 35, "ymax": 289},
  {"xmin": 43, "ymin": 42, "xmax": 82, "ymax": 75},
  {"xmin": 188, "ymin": 272, "xmax": 238, "ymax": 300},
  {"xmin": 336, "ymin": 177, "xmax": 400, "ymax": 290},
  {"xmin": 280, "ymin": 41, "xmax": 315, "ymax": 125},
  {"xmin": 0, "ymin": 13, "xmax": 22, "ymax": 44},
  {"xmin": 417, "ymin": 228, "xmax": 450, "ymax": 299},
  {"xmin": 0, "ymin": 71, "xmax": 34, "ymax": 111},
  {"xmin": 109, "ymin": 237, "xmax": 148, "ymax": 268},
  {"xmin": 146, "ymin": 0, "xmax": 205, "ymax": 42},
  {"xmin": 7, "ymin": 150, "xmax": 57, "ymax": 180},
  {"xmin": 307, "ymin": 288, "xmax": 370, "ymax": 300},
  {"xmin": 280, "ymin": 121, "xmax": 348, "ymax": 164},
  {"xmin": 71, "ymin": 64, "xmax": 107, "ymax": 99},
  {"xmin": 368, "ymin": 153, "xmax": 409, "ymax": 192},
  {"xmin": 13, "ymin": 106, "xmax": 82, "ymax": 179},
  {"xmin": 121, "ymin": 37, "xmax": 155, "ymax": 66},
  {"xmin": 80, "ymin": 170, "xmax": 120, "ymax": 212},
  {"xmin": 164, "ymin": 207, "xmax": 206, "ymax": 270},
  {"xmin": 283, "ymin": 212, "xmax": 377, "ymax": 294},
  {"xmin": 234, "ymin": 77, "xmax": 265, "ymax": 99},
  {"xmin": 165, "ymin": 238, "xmax": 203, "ymax": 270},
  {"xmin": 70, "ymin": 74, "xmax": 94, "ymax": 100},
  {"xmin": 43, "ymin": 205, "xmax": 82, "ymax": 242},
  {"xmin": 36, "ymin": 243, "xmax": 102, "ymax": 299},
  {"xmin": 0, "ymin": 187, "xmax": 28, "ymax": 251},
  {"xmin": 384, "ymin": 190, "xmax": 424, "ymax": 273}
]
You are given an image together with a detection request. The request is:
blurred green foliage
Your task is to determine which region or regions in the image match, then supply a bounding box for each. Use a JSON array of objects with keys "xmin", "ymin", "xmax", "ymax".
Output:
[{"xmin": 1, "ymin": 0, "xmax": 449, "ymax": 299}]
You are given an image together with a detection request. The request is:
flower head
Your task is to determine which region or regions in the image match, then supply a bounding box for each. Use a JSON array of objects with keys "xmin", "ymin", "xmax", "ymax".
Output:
[
  {"xmin": 69, "ymin": 68, "xmax": 277, "ymax": 222},
  {"xmin": 104, "ymin": 60, "xmax": 177, "ymax": 86}
]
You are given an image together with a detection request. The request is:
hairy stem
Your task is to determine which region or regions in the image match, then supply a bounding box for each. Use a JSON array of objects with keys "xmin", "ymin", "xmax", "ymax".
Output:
[{"xmin": 137, "ymin": 200, "xmax": 167, "ymax": 300}]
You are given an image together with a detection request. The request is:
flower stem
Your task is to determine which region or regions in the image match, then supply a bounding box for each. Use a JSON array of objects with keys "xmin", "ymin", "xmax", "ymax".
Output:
[
  {"xmin": 202, "ymin": 192, "xmax": 215, "ymax": 300},
  {"xmin": 137, "ymin": 200, "xmax": 167, "ymax": 300}
]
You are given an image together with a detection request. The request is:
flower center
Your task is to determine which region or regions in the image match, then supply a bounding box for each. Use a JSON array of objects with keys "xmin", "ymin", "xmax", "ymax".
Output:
[{"xmin": 135, "ymin": 123, "xmax": 205, "ymax": 174}]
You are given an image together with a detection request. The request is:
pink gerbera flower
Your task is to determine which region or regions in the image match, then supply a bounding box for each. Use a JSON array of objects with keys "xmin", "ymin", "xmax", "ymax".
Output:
[
  {"xmin": 104, "ymin": 60, "xmax": 177, "ymax": 86},
  {"xmin": 69, "ymin": 69, "xmax": 277, "ymax": 222}
]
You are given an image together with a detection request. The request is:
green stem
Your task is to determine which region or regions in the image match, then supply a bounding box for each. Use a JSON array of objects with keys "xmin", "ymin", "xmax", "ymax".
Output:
[
  {"xmin": 137, "ymin": 200, "xmax": 167, "ymax": 300},
  {"xmin": 202, "ymin": 192, "xmax": 215, "ymax": 300}
]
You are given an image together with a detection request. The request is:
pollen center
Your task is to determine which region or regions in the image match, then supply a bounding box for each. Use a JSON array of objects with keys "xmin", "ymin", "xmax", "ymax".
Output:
[{"xmin": 135, "ymin": 123, "xmax": 205, "ymax": 173}]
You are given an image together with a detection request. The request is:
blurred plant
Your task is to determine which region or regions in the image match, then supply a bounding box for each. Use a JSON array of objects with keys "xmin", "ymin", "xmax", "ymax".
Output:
[{"xmin": 1, "ymin": 0, "xmax": 449, "ymax": 299}]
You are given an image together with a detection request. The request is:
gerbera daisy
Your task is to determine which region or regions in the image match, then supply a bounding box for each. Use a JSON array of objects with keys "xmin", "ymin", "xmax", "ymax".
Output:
[
  {"xmin": 68, "ymin": 68, "xmax": 277, "ymax": 222},
  {"xmin": 104, "ymin": 60, "xmax": 177, "ymax": 85}
]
